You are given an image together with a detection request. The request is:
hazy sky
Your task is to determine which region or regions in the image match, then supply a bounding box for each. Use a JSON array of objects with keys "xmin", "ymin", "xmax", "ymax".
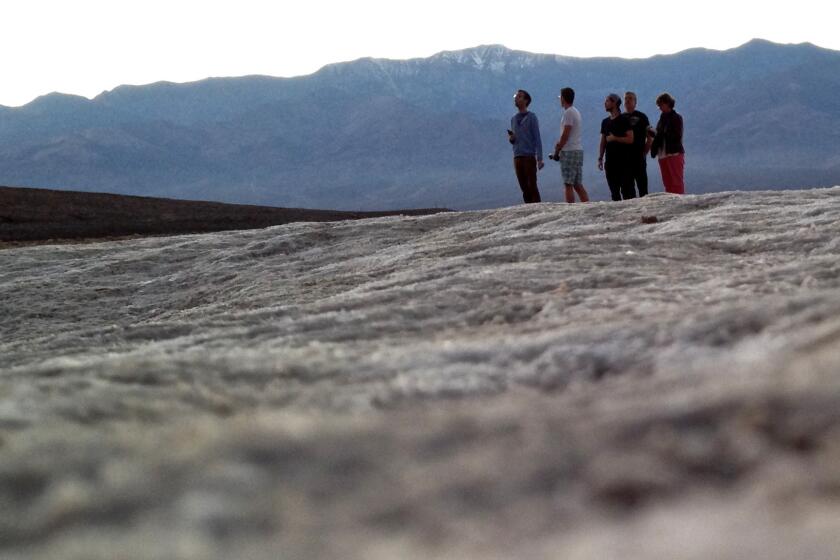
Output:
[{"xmin": 2, "ymin": 0, "xmax": 836, "ymax": 107}]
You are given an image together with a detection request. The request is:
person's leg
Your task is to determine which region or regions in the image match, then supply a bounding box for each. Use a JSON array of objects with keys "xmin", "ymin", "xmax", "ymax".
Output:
[
  {"xmin": 604, "ymin": 161, "xmax": 622, "ymax": 201},
  {"xmin": 514, "ymin": 157, "xmax": 538, "ymax": 203},
  {"xmin": 657, "ymin": 158, "xmax": 672, "ymax": 192},
  {"xmin": 636, "ymin": 156, "xmax": 649, "ymax": 197},
  {"xmin": 524, "ymin": 157, "xmax": 541, "ymax": 202},
  {"xmin": 513, "ymin": 157, "xmax": 527, "ymax": 202},
  {"xmin": 659, "ymin": 155, "xmax": 685, "ymax": 194},
  {"xmin": 670, "ymin": 153, "xmax": 685, "ymax": 194},
  {"xmin": 620, "ymin": 162, "xmax": 636, "ymax": 200},
  {"xmin": 570, "ymin": 151, "xmax": 588, "ymax": 202},
  {"xmin": 560, "ymin": 152, "xmax": 576, "ymax": 203}
]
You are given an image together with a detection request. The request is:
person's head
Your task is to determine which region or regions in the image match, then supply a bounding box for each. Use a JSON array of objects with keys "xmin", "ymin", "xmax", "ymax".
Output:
[
  {"xmin": 624, "ymin": 91, "xmax": 637, "ymax": 113},
  {"xmin": 559, "ymin": 87, "xmax": 575, "ymax": 108},
  {"xmin": 605, "ymin": 93, "xmax": 622, "ymax": 114},
  {"xmin": 514, "ymin": 89, "xmax": 532, "ymax": 110},
  {"xmin": 656, "ymin": 92, "xmax": 676, "ymax": 112}
]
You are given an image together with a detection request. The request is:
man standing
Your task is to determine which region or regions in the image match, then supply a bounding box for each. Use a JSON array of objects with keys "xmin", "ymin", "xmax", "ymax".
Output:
[
  {"xmin": 598, "ymin": 93, "xmax": 635, "ymax": 201},
  {"xmin": 508, "ymin": 89, "xmax": 544, "ymax": 204},
  {"xmin": 550, "ymin": 87, "xmax": 589, "ymax": 203},
  {"xmin": 623, "ymin": 91, "xmax": 653, "ymax": 197}
]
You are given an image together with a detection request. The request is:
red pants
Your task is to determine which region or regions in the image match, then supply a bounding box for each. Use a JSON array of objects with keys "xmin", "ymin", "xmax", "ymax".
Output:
[{"xmin": 658, "ymin": 153, "xmax": 685, "ymax": 194}]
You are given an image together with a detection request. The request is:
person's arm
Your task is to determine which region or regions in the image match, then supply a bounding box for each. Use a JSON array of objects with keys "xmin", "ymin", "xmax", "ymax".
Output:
[
  {"xmin": 607, "ymin": 130, "xmax": 634, "ymax": 144},
  {"xmin": 650, "ymin": 119, "xmax": 662, "ymax": 158},
  {"xmin": 532, "ymin": 115, "xmax": 544, "ymax": 168},
  {"xmin": 598, "ymin": 134, "xmax": 606, "ymax": 170},
  {"xmin": 554, "ymin": 125, "xmax": 572, "ymax": 157},
  {"xmin": 644, "ymin": 126, "xmax": 654, "ymax": 155}
]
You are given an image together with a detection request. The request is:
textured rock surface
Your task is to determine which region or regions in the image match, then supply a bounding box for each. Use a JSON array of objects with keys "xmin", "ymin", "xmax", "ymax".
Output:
[{"xmin": 2, "ymin": 189, "xmax": 840, "ymax": 558}]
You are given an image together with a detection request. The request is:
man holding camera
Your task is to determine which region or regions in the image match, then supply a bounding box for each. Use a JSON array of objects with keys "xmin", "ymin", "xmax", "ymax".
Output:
[
  {"xmin": 549, "ymin": 87, "xmax": 589, "ymax": 203},
  {"xmin": 508, "ymin": 89, "xmax": 544, "ymax": 204}
]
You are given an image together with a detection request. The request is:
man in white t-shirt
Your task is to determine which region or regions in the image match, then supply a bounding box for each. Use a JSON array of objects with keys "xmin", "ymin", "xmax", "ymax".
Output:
[{"xmin": 550, "ymin": 87, "xmax": 589, "ymax": 203}]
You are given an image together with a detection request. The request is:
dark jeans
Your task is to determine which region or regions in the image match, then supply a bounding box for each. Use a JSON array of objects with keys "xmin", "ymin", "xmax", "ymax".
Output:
[
  {"xmin": 630, "ymin": 154, "xmax": 648, "ymax": 197},
  {"xmin": 605, "ymin": 159, "xmax": 636, "ymax": 201},
  {"xmin": 513, "ymin": 156, "xmax": 541, "ymax": 203}
]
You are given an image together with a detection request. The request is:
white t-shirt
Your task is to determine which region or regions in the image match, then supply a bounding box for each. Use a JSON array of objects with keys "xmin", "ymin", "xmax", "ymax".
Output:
[{"xmin": 560, "ymin": 106, "xmax": 583, "ymax": 151}]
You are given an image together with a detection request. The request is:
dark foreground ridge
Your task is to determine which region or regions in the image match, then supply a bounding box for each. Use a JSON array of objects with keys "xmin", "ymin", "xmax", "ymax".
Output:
[{"xmin": 0, "ymin": 185, "xmax": 449, "ymax": 244}]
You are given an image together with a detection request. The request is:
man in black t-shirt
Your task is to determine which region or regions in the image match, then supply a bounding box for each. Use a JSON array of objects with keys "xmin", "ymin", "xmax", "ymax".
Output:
[
  {"xmin": 598, "ymin": 93, "xmax": 635, "ymax": 201},
  {"xmin": 624, "ymin": 91, "xmax": 653, "ymax": 197}
]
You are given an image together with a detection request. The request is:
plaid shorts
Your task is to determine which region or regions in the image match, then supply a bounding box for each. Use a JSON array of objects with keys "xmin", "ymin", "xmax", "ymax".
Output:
[{"xmin": 559, "ymin": 150, "xmax": 584, "ymax": 186}]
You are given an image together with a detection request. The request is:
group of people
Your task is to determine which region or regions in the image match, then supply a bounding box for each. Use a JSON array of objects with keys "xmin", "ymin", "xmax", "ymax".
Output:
[{"xmin": 507, "ymin": 87, "xmax": 685, "ymax": 204}]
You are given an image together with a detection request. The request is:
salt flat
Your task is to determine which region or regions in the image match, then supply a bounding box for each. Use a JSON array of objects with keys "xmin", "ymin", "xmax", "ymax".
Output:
[{"xmin": 2, "ymin": 188, "xmax": 840, "ymax": 559}]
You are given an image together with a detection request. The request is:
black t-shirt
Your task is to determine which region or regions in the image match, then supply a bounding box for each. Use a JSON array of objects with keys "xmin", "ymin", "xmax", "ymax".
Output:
[
  {"xmin": 601, "ymin": 114, "xmax": 632, "ymax": 161},
  {"xmin": 625, "ymin": 110, "xmax": 650, "ymax": 154}
]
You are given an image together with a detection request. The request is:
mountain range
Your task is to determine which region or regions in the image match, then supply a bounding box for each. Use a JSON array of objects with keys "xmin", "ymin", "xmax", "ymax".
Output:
[{"xmin": 2, "ymin": 39, "xmax": 840, "ymax": 210}]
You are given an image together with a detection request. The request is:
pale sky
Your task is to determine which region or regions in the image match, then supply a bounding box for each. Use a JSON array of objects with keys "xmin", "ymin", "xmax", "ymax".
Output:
[{"xmin": 1, "ymin": 0, "xmax": 836, "ymax": 107}]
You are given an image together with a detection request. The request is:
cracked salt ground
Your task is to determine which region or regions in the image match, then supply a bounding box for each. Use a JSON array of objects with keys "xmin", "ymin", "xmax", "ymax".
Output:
[{"xmin": 2, "ymin": 188, "xmax": 840, "ymax": 558}]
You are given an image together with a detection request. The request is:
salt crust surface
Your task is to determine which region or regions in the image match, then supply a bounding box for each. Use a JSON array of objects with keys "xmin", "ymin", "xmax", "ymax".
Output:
[{"xmin": 2, "ymin": 189, "xmax": 840, "ymax": 558}]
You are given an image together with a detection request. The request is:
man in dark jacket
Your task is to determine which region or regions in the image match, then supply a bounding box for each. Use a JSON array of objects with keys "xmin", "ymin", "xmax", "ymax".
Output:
[{"xmin": 650, "ymin": 92, "xmax": 685, "ymax": 194}]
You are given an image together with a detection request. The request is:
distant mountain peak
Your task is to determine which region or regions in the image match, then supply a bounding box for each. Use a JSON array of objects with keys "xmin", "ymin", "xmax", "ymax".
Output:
[
  {"xmin": 732, "ymin": 37, "xmax": 826, "ymax": 52},
  {"xmin": 430, "ymin": 44, "xmax": 560, "ymax": 72},
  {"xmin": 451, "ymin": 44, "xmax": 513, "ymax": 58},
  {"xmin": 316, "ymin": 44, "xmax": 548, "ymax": 77},
  {"xmin": 741, "ymin": 38, "xmax": 781, "ymax": 48}
]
